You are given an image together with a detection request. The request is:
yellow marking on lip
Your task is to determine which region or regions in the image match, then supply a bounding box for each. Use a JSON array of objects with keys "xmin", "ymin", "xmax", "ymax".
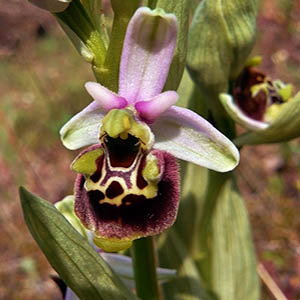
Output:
[
  {"xmin": 99, "ymin": 193, "xmax": 125, "ymax": 206},
  {"xmin": 84, "ymin": 150, "xmax": 160, "ymax": 207}
]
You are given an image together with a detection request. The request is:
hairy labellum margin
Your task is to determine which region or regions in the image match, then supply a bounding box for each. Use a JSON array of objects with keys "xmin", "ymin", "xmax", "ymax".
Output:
[{"xmin": 73, "ymin": 134, "xmax": 179, "ymax": 251}]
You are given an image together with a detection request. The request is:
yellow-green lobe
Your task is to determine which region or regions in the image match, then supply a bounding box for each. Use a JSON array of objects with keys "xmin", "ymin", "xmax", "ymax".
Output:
[
  {"xmin": 72, "ymin": 148, "xmax": 103, "ymax": 175},
  {"xmin": 142, "ymin": 155, "xmax": 160, "ymax": 182}
]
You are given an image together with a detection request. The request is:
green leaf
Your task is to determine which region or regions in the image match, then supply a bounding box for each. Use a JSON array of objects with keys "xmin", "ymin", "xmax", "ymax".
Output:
[
  {"xmin": 19, "ymin": 187, "xmax": 138, "ymax": 300},
  {"xmin": 198, "ymin": 173, "xmax": 260, "ymax": 300},
  {"xmin": 156, "ymin": 0, "xmax": 189, "ymax": 91},
  {"xmin": 187, "ymin": 0, "xmax": 258, "ymax": 101},
  {"xmin": 235, "ymin": 91, "xmax": 300, "ymax": 145},
  {"xmin": 158, "ymin": 229, "xmax": 215, "ymax": 300}
]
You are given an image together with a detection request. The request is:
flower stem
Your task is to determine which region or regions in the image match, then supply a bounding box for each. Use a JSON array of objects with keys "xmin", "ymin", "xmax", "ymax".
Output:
[
  {"xmin": 101, "ymin": 0, "xmax": 139, "ymax": 92},
  {"xmin": 132, "ymin": 237, "xmax": 161, "ymax": 300}
]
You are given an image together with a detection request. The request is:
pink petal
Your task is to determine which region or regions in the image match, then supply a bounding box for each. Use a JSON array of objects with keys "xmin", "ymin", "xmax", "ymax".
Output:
[
  {"xmin": 135, "ymin": 91, "xmax": 178, "ymax": 123},
  {"xmin": 151, "ymin": 106, "xmax": 240, "ymax": 172},
  {"xmin": 118, "ymin": 7, "xmax": 178, "ymax": 103},
  {"xmin": 85, "ymin": 82, "xmax": 128, "ymax": 111}
]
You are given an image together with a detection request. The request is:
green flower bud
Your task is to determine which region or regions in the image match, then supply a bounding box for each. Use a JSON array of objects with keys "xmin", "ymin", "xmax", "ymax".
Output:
[{"xmin": 187, "ymin": 0, "xmax": 258, "ymax": 101}]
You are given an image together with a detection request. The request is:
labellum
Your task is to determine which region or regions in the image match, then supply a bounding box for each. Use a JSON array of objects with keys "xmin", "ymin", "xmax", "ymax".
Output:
[{"xmin": 233, "ymin": 66, "xmax": 291, "ymax": 122}]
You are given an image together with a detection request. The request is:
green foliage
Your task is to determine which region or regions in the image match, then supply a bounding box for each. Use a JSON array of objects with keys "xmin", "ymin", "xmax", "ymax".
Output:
[
  {"xmin": 158, "ymin": 229, "xmax": 214, "ymax": 300},
  {"xmin": 187, "ymin": 0, "xmax": 258, "ymax": 101},
  {"xmin": 174, "ymin": 163, "xmax": 208, "ymax": 258},
  {"xmin": 198, "ymin": 173, "xmax": 260, "ymax": 300},
  {"xmin": 19, "ymin": 187, "xmax": 138, "ymax": 300}
]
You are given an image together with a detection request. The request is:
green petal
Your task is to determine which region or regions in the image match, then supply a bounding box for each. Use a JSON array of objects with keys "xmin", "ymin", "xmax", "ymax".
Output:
[
  {"xmin": 93, "ymin": 236, "xmax": 133, "ymax": 253},
  {"xmin": 152, "ymin": 106, "xmax": 240, "ymax": 172}
]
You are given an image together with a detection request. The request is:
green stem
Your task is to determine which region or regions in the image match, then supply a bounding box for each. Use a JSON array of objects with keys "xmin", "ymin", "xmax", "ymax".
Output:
[
  {"xmin": 132, "ymin": 237, "xmax": 161, "ymax": 300},
  {"xmin": 101, "ymin": 0, "xmax": 139, "ymax": 91},
  {"xmin": 56, "ymin": 0, "xmax": 107, "ymax": 80}
]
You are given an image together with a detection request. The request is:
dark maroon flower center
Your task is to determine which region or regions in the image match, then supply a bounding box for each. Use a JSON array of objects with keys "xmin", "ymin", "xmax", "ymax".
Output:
[
  {"xmin": 104, "ymin": 134, "xmax": 140, "ymax": 168},
  {"xmin": 233, "ymin": 67, "xmax": 284, "ymax": 121}
]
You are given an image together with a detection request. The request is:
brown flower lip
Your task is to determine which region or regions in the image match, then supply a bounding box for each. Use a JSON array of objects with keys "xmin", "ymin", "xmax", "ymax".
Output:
[
  {"xmin": 74, "ymin": 142, "xmax": 180, "ymax": 241},
  {"xmin": 233, "ymin": 67, "xmax": 284, "ymax": 121}
]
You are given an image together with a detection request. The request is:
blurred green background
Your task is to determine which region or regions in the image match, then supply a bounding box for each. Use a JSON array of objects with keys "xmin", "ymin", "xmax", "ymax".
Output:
[{"xmin": 1, "ymin": 0, "xmax": 300, "ymax": 299}]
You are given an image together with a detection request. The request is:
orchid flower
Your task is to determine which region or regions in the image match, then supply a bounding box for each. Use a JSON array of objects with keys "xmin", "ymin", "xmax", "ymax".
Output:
[
  {"xmin": 220, "ymin": 63, "xmax": 300, "ymax": 145},
  {"xmin": 59, "ymin": 7, "xmax": 239, "ymax": 252}
]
